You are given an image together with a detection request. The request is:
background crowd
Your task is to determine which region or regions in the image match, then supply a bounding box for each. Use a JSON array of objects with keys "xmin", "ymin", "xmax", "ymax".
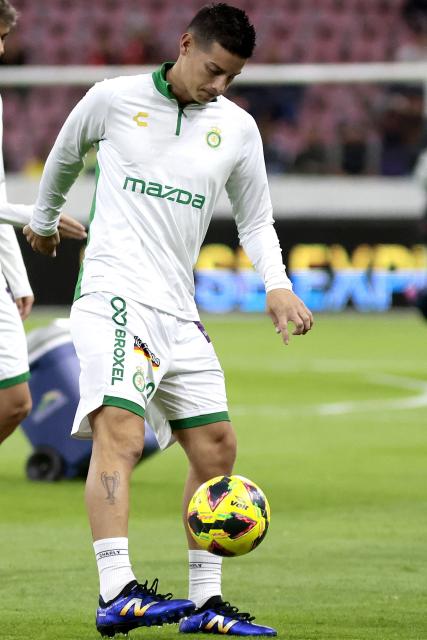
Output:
[{"xmin": 2, "ymin": 0, "xmax": 427, "ymax": 177}]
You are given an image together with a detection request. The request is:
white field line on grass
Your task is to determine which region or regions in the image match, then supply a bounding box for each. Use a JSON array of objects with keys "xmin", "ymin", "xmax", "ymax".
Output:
[
  {"xmin": 227, "ymin": 358, "xmax": 427, "ymax": 374},
  {"xmin": 231, "ymin": 372, "xmax": 427, "ymax": 417}
]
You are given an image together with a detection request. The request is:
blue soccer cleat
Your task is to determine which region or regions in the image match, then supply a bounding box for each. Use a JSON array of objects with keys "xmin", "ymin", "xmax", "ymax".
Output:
[
  {"xmin": 179, "ymin": 596, "xmax": 277, "ymax": 636},
  {"xmin": 96, "ymin": 578, "xmax": 195, "ymax": 637}
]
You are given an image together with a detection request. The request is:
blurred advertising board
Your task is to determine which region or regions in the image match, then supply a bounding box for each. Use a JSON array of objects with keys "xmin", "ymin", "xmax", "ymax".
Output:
[{"xmin": 17, "ymin": 218, "xmax": 426, "ymax": 312}]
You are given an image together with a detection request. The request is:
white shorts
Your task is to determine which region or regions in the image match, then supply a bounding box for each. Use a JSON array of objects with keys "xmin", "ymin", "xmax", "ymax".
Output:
[
  {"xmin": 69, "ymin": 292, "xmax": 229, "ymax": 448},
  {"xmin": 0, "ymin": 284, "xmax": 29, "ymax": 389}
]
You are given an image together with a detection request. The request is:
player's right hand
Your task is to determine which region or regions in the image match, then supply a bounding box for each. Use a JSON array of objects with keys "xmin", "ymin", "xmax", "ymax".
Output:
[{"xmin": 23, "ymin": 225, "xmax": 60, "ymax": 257}]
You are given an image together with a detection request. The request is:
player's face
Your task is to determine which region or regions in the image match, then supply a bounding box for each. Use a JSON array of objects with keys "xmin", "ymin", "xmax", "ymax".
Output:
[
  {"xmin": 0, "ymin": 22, "xmax": 10, "ymax": 57},
  {"xmin": 180, "ymin": 35, "xmax": 246, "ymax": 104}
]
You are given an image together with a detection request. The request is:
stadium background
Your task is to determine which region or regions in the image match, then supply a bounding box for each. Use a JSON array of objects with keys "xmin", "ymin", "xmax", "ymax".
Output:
[
  {"xmin": 2, "ymin": 0, "xmax": 427, "ymax": 312},
  {"xmin": 1, "ymin": 2, "xmax": 426, "ymax": 640}
]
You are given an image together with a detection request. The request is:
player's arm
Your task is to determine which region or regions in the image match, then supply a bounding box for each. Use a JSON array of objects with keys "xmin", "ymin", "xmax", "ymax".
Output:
[
  {"xmin": 0, "ymin": 202, "xmax": 33, "ymax": 226},
  {"xmin": 24, "ymin": 81, "xmax": 112, "ymax": 256},
  {"xmin": 0, "ymin": 202, "xmax": 86, "ymax": 243},
  {"xmin": 0, "ymin": 223, "xmax": 34, "ymax": 319},
  {"xmin": 225, "ymin": 116, "xmax": 313, "ymax": 344}
]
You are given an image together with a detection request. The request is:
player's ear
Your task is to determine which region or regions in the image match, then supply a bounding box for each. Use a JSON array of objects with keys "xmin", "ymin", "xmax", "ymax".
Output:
[{"xmin": 180, "ymin": 32, "xmax": 193, "ymax": 57}]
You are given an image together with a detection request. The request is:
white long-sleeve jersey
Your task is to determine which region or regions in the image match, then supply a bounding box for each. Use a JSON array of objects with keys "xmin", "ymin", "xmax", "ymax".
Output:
[
  {"xmin": 31, "ymin": 64, "xmax": 291, "ymax": 320},
  {"xmin": 0, "ymin": 95, "xmax": 33, "ymax": 300}
]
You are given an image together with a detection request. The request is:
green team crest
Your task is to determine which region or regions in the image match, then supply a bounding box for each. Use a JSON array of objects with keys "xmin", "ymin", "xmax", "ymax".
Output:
[
  {"xmin": 133, "ymin": 367, "xmax": 146, "ymax": 393},
  {"xmin": 206, "ymin": 127, "xmax": 222, "ymax": 148}
]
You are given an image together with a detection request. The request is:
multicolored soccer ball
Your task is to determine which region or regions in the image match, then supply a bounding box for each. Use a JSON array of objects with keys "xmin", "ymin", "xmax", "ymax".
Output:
[{"xmin": 187, "ymin": 475, "xmax": 270, "ymax": 557}]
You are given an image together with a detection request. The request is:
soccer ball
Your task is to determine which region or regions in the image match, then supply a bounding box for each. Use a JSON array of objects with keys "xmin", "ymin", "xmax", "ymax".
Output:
[{"xmin": 187, "ymin": 475, "xmax": 270, "ymax": 557}]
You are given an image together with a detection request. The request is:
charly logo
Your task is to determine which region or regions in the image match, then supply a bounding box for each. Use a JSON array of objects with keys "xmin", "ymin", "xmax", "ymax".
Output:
[
  {"xmin": 111, "ymin": 296, "xmax": 127, "ymax": 326},
  {"xmin": 206, "ymin": 127, "xmax": 221, "ymax": 148},
  {"xmin": 133, "ymin": 112, "xmax": 149, "ymax": 127},
  {"xmin": 132, "ymin": 366, "xmax": 146, "ymax": 393}
]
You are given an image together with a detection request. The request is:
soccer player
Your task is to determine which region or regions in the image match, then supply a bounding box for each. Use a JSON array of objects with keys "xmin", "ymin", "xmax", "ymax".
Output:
[
  {"xmin": 24, "ymin": 3, "xmax": 313, "ymax": 636},
  {"xmin": 0, "ymin": 0, "xmax": 87, "ymax": 444}
]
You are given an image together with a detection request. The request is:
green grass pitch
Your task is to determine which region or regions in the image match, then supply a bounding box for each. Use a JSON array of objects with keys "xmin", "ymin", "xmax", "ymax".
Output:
[{"xmin": 0, "ymin": 310, "xmax": 426, "ymax": 640}]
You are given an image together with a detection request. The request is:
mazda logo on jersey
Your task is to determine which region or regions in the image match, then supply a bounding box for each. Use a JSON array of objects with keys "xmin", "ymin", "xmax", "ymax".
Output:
[{"xmin": 123, "ymin": 176, "xmax": 206, "ymax": 210}]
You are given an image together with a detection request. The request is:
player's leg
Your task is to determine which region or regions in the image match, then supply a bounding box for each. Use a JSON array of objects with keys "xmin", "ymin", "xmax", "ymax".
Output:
[
  {"xmin": 70, "ymin": 294, "xmax": 194, "ymax": 637},
  {"xmin": 0, "ymin": 287, "xmax": 31, "ymax": 443},
  {"xmin": 174, "ymin": 420, "xmax": 237, "ymax": 551},
  {"xmin": 175, "ymin": 420, "xmax": 236, "ymax": 606},
  {"xmin": 86, "ymin": 405, "xmax": 193, "ymax": 637},
  {"xmin": 176, "ymin": 422, "xmax": 275, "ymax": 636},
  {"xmin": 86, "ymin": 404, "xmax": 144, "ymax": 543},
  {"xmin": 161, "ymin": 319, "xmax": 276, "ymax": 636}
]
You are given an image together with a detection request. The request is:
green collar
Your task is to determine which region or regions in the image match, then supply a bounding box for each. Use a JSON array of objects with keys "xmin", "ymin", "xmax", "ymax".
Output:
[
  {"xmin": 152, "ymin": 62, "xmax": 177, "ymax": 101},
  {"xmin": 152, "ymin": 62, "xmax": 217, "ymax": 105}
]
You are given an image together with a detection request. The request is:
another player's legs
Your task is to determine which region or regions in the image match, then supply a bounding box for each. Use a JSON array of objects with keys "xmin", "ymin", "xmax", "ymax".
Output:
[
  {"xmin": 0, "ymin": 288, "xmax": 32, "ymax": 444},
  {"xmin": 176, "ymin": 422, "xmax": 276, "ymax": 636},
  {"xmin": 86, "ymin": 406, "xmax": 194, "ymax": 637},
  {"xmin": 0, "ymin": 380, "xmax": 31, "ymax": 444}
]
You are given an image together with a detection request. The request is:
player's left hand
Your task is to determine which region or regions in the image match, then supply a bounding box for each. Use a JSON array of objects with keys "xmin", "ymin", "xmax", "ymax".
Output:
[
  {"xmin": 58, "ymin": 213, "xmax": 87, "ymax": 240},
  {"xmin": 23, "ymin": 225, "xmax": 60, "ymax": 257},
  {"xmin": 15, "ymin": 294, "xmax": 34, "ymax": 321},
  {"xmin": 266, "ymin": 288, "xmax": 314, "ymax": 345}
]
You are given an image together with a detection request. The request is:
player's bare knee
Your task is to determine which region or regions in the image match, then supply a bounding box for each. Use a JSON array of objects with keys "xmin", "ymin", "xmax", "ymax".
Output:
[
  {"xmin": 92, "ymin": 415, "xmax": 144, "ymax": 467},
  {"xmin": 203, "ymin": 425, "xmax": 237, "ymax": 474},
  {"xmin": 5, "ymin": 396, "xmax": 32, "ymax": 427},
  {"xmin": 115, "ymin": 436, "xmax": 144, "ymax": 467},
  {"xmin": 220, "ymin": 427, "xmax": 237, "ymax": 465},
  {"xmin": 0, "ymin": 384, "xmax": 32, "ymax": 429},
  {"xmin": 97, "ymin": 429, "xmax": 144, "ymax": 465}
]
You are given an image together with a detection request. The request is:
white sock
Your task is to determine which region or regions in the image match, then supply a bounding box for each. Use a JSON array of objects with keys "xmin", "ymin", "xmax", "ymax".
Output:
[
  {"xmin": 188, "ymin": 549, "xmax": 223, "ymax": 608},
  {"xmin": 94, "ymin": 537, "xmax": 137, "ymax": 603}
]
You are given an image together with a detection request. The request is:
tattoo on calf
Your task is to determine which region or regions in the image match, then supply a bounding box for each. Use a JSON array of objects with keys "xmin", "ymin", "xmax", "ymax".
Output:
[{"xmin": 101, "ymin": 471, "xmax": 120, "ymax": 505}]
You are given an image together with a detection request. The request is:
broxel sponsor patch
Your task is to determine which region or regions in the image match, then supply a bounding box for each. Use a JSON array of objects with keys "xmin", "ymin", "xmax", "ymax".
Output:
[
  {"xmin": 110, "ymin": 297, "xmax": 128, "ymax": 385},
  {"xmin": 111, "ymin": 328, "xmax": 127, "ymax": 385}
]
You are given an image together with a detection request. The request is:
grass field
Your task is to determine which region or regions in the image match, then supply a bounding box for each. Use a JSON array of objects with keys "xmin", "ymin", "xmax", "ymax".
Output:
[{"xmin": 0, "ymin": 309, "xmax": 426, "ymax": 640}]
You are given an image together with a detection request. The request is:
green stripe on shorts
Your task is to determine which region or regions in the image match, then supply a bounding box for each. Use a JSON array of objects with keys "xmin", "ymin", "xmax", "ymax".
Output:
[
  {"xmin": 102, "ymin": 396, "xmax": 145, "ymax": 419},
  {"xmin": 170, "ymin": 411, "xmax": 230, "ymax": 430},
  {"xmin": 0, "ymin": 371, "xmax": 30, "ymax": 389}
]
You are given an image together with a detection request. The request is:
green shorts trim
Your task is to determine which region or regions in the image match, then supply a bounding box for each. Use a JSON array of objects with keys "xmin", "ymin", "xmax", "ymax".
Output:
[
  {"xmin": 102, "ymin": 395, "xmax": 145, "ymax": 419},
  {"xmin": 0, "ymin": 371, "xmax": 30, "ymax": 389},
  {"xmin": 170, "ymin": 411, "xmax": 230, "ymax": 430}
]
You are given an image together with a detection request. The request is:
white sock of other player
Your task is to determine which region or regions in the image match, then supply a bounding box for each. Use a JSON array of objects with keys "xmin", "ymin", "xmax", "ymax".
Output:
[
  {"xmin": 188, "ymin": 549, "xmax": 223, "ymax": 608},
  {"xmin": 94, "ymin": 537, "xmax": 137, "ymax": 603}
]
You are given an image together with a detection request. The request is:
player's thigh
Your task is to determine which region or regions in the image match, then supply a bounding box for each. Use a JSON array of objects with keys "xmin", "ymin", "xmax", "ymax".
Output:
[
  {"xmin": 156, "ymin": 318, "xmax": 236, "ymax": 467},
  {"xmin": 0, "ymin": 287, "xmax": 30, "ymax": 391},
  {"xmin": 70, "ymin": 293, "xmax": 170, "ymax": 437},
  {"xmin": 157, "ymin": 318, "xmax": 229, "ymax": 424}
]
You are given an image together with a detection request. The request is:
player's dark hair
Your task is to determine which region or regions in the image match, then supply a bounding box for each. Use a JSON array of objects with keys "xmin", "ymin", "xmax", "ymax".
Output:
[
  {"xmin": 187, "ymin": 3, "xmax": 256, "ymax": 59},
  {"xmin": 0, "ymin": 0, "xmax": 18, "ymax": 27}
]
